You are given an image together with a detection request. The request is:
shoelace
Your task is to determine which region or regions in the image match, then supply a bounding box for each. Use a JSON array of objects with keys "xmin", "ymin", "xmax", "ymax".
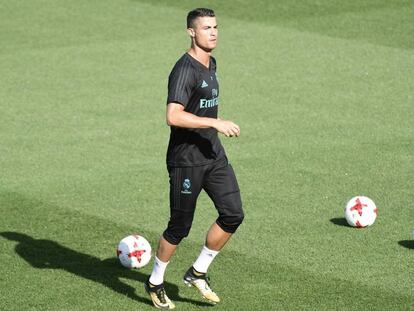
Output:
[
  {"xmin": 205, "ymin": 276, "xmax": 211, "ymax": 287},
  {"xmin": 193, "ymin": 272, "xmax": 210, "ymax": 283},
  {"xmin": 156, "ymin": 288, "xmax": 167, "ymax": 303},
  {"xmin": 194, "ymin": 276, "xmax": 213, "ymax": 291}
]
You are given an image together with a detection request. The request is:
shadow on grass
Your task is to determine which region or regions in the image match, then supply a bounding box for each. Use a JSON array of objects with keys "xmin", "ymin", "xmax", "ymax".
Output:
[
  {"xmin": 0, "ymin": 231, "xmax": 211, "ymax": 307},
  {"xmin": 330, "ymin": 217, "xmax": 350, "ymax": 227},
  {"xmin": 398, "ymin": 240, "xmax": 414, "ymax": 250}
]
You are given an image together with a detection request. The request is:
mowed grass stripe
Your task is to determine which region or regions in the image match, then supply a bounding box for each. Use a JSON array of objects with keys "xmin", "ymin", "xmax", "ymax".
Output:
[
  {"xmin": 1, "ymin": 191, "xmax": 413, "ymax": 311},
  {"xmin": 0, "ymin": 0, "xmax": 179, "ymax": 54},
  {"xmin": 135, "ymin": 0, "xmax": 414, "ymax": 49}
]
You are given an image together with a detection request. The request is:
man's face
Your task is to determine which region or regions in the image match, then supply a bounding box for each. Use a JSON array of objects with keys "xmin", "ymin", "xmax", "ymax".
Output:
[{"xmin": 189, "ymin": 16, "xmax": 218, "ymax": 51}]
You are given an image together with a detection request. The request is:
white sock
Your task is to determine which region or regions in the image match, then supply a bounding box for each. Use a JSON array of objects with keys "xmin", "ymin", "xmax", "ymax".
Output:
[
  {"xmin": 192, "ymin": 245, "xmax": 219, "ymax": 274},
  {"xmin": 149, "ymin": 256, "xmax": 169, "ymax": 285}
]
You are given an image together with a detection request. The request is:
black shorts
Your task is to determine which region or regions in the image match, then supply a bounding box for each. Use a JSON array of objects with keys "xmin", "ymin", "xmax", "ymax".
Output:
[{"xmin": 163, "ymin": 157, "xmax": 244, "ymax": 245}]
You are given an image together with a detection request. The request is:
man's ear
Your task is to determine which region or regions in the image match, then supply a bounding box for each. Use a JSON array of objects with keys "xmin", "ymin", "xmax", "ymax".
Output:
[{"xmin": 187, "ymin": 28, "xmax": 195, "ymax": 38}]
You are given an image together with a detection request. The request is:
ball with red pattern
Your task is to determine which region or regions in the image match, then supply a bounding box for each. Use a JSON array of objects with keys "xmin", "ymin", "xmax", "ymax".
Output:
[
  {"xmin": 117, "ymin": 234, "xmax": 152, "ymax": 268},
  {"xmin": 344, "ymin": 196, "xmax": 378, "ymax": 228}
]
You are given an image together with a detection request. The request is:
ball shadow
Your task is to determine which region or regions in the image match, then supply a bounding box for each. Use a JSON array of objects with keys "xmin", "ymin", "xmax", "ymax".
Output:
[
  {"xmin": 0, "ymin": 231, "xmax": 212, "ymax": 307},
  {"xmin": 398, "ymin": 240, "xmax": 414, "ymax": 250},
  {"xmin": 329, "ymin": 217, "xmax": 351, "ymax": 227}
]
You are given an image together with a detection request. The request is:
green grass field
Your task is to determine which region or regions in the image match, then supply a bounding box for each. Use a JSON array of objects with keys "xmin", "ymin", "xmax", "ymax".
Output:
[{"xmin": 1, "ymin": 1, "xmax": 413, "ymax": 310}]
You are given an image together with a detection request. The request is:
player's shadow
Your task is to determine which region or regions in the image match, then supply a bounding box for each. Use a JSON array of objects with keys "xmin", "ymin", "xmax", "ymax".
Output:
[
  {"xmin": 330, "ymin": 217, "xmax": 350, "ymax": 227},
  {"xmin": 398, "ymin": 240, "xmax": 414, "ymax": 249},
  {"xmin": 0, "ymin": 231, "xmax": 211, "ymax": 307}
]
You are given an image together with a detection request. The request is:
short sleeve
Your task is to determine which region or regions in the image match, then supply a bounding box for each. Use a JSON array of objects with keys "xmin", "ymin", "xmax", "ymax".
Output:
[
  {"xmin": 210, "ymin": 56, "xmax": 217, "ymax": 71},
  {"xmin": 167, "ymin": 62, "xmax": 196, "ymax": 107}
]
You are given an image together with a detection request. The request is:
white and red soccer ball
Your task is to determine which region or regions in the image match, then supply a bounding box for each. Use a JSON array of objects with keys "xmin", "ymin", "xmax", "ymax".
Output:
[
  {"xmin": 117, "ymin": 234, "xmax": 152, "ymax": 268},
  {"xmin": 344, "ymin": 196, "xmax": 377, "ymax": 228}
]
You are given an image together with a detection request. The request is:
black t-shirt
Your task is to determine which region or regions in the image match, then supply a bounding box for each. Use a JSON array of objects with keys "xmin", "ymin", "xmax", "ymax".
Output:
[{"xmin": 166, "ymin": 53, "xmax": 226, "ymax": 167}]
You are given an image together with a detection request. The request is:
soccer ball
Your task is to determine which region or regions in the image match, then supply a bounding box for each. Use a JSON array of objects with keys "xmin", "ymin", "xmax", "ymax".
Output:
[
  {"xmin": 117, "ymin": 234, "xmax": 152, "ymax": 268},
  {"xmin": 344, "ymin": 196, "xmax": 377, "ymax": 228}
]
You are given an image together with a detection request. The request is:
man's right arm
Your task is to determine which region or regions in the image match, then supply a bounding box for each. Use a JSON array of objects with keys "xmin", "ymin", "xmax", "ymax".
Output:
[{"xmin": 166, "ymin": 103, "xmax": 240, "ymax": 137}]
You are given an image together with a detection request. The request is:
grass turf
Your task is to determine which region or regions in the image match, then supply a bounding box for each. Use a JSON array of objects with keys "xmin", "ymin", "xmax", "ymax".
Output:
[{"xmin": 1, "ymin": 0, "xmax": 413, "ymax": 310}]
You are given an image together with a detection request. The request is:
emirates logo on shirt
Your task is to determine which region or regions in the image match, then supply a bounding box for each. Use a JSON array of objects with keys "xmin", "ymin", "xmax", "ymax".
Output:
[{"xmin": 199, "ymin": 97, "xmax": 219, "ymax": 109}]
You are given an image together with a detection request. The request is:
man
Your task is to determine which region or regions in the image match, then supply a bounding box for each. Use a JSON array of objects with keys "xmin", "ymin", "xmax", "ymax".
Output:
[{"xmin": 145, "ymin": 8, "xmax": 244, "ymax": 309}]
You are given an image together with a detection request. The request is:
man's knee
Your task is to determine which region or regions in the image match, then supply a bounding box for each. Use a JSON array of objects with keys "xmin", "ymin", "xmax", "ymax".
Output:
[
  {"xmin": 163, "ymin": 224, "xmax": 192, "ymax": 245},
  {"xmin": 216, "ymin": 210, "xmax": 244, "ymax": 233}
]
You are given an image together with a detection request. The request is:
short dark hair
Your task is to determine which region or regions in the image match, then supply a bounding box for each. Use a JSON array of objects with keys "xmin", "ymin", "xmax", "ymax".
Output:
[{"xmin": 187, "ymin": 8, "xmax": 215, "ymax": 28}]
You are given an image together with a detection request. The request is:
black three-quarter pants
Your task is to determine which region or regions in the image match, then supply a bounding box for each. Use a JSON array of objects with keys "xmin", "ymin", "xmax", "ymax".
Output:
[{"xmin": 163, "ymin": 157, "xmax": 244, "ymax": 245}]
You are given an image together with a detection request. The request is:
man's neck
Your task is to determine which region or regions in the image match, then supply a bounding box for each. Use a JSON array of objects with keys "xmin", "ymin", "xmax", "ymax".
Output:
[{"xmin": 188, "ymin": 46, "xmax": 211, "ymax": 68}]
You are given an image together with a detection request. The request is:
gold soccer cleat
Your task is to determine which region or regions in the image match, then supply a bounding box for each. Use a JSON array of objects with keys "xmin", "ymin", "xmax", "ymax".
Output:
[
  {"xmin": 183, "ymin": 267, "xmax": 220, "ymax": 304},
  {"xmin": 145, "ymin": 280, "xmax": 175, "ymax": 309}
]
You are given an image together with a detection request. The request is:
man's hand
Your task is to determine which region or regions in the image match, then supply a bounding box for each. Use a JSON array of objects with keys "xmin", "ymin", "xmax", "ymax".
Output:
[
  {"xmin": 213, "ymin": 119, "xmax": 240, "ymax": 137},
  {"xmin": 166, "ymin": 103, "xmax": 240, "ymax": 137}
]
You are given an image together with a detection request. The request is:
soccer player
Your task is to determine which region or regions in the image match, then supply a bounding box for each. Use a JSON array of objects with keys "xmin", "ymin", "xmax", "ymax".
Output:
[{"xmin": 145, "ymin": 8, "xmax": 244, "ymax": 309}]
